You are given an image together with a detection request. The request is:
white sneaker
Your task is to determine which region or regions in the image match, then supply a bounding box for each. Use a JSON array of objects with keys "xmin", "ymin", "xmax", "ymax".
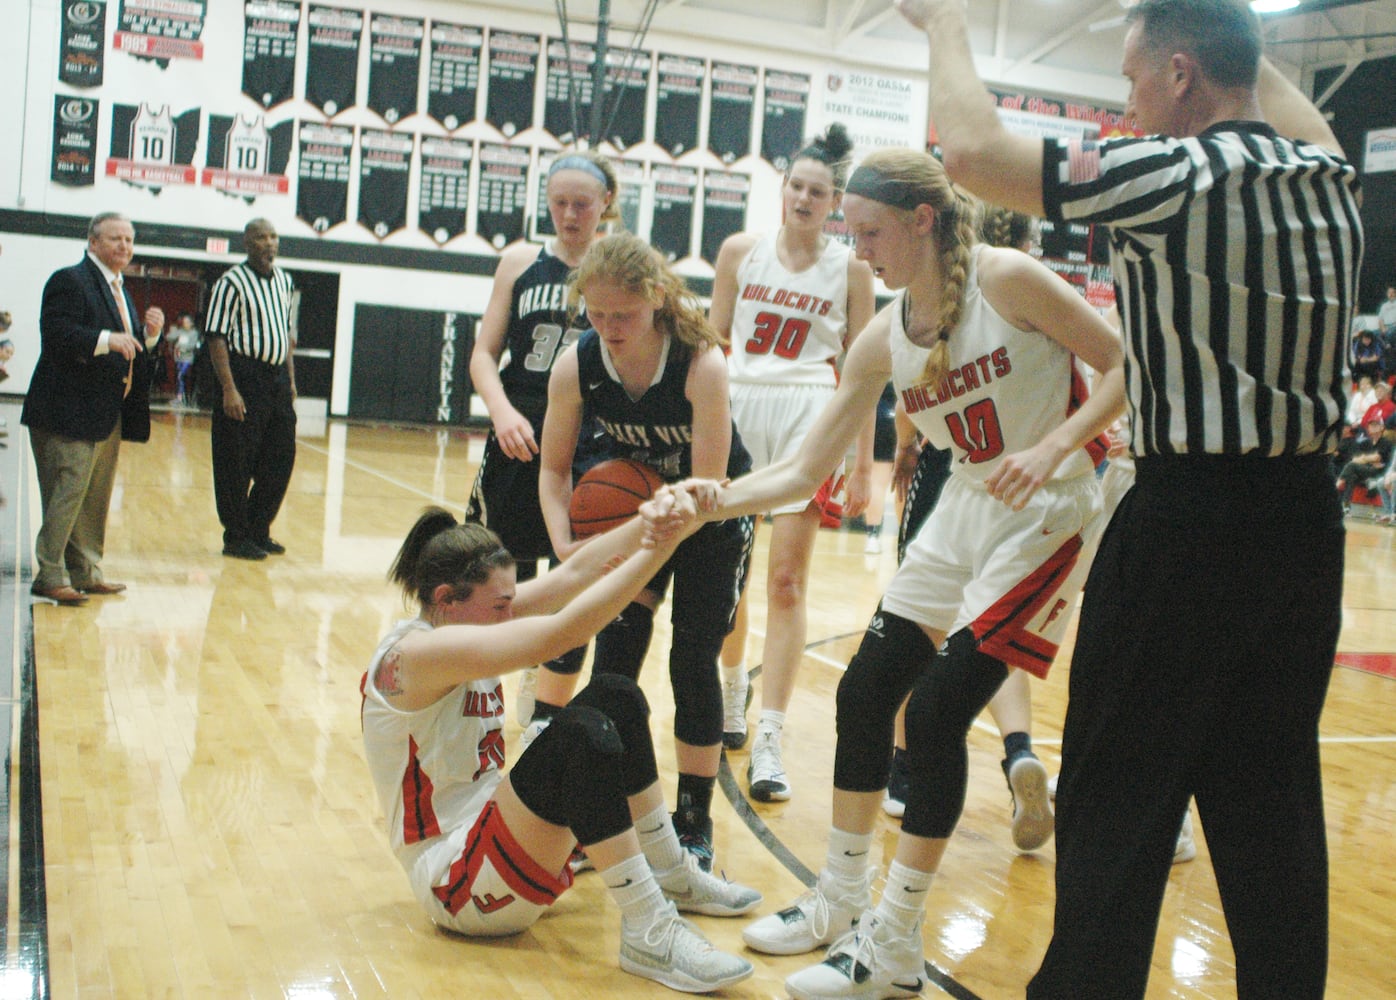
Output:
[
  {"xmin": 1047, "ymin": 772, "xmax": 1058, "ymax": 799},
  {"xmin": 516, "ymin": 665, "xmax": 538, "ymax": 725},
  {"xmin": 721, "ymin": 671, "xmax": 751, "ymax": 750},
  {"xmin": 518, "ymin": 716, "xmax": 550, "ymax": 752},
  {"xmin": 748, "ymin": 727, "xmax": 791, "ymax": 802},
  {"xmin": 863, "ymin": 532, "xmax": 882, "ymax": 555},
  {"xmin": 1007, "ymin": 755, "xmax": 1054, "ymax": 852},
  {"xmin": 784, "ymin": 911, "xmax": 926, "ymax": 1000},
  {"xmin": 620, "ymin": 902, "xmax": 754, "ymax": 993},
  {"xmin": 657, "ymin": 851, "xmax": 762, "ymax": 917},
  {"xmin": 1173, "ymin": 808, "xmax": 1197, "ymax": 864},
  {"xmin": 742, "ymin": 870, "xmax": 871, "ymax": 956}
]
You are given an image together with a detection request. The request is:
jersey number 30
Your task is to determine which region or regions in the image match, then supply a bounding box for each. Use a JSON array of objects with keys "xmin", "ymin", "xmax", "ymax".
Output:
[
  {"xmin": 946, "ymin": 399, "xmax": 1005, "ymax": 463},
  {"xmin": 745, "ymin": 311, "xmax": 810, "ymax": 359}
]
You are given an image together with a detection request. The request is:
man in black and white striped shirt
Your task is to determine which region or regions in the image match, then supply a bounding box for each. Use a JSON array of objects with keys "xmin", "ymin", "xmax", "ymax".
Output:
[
  {"xmin": 205, "ymin": 218, "xmax": 298, "ymax": 560},
  {"xmin": 895, "ymin": 1, "xmax": 1362, "ymax": 996}
]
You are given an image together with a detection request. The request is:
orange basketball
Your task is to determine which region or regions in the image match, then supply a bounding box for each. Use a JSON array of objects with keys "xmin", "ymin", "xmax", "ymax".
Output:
[{"xmin": 569, "ymin": 459, "xmax": 666, "ymax": 538}]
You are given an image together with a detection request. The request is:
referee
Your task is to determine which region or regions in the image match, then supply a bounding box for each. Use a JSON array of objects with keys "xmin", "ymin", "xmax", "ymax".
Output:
[
  {"xmin": 898, "ymin": 0, "xmax": 1362, "ymax": 996},
  {"xmin": 205, "ymin": 218, "xmax": 298, "ymax": 560}
]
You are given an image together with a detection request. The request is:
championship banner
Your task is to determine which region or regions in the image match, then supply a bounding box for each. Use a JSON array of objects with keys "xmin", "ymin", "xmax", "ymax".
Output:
[
  {"xmin": 485, "ymin": 30, "xmax": 540, "ymax": 139},
  {"xmin": 709, "ymin": 62, "xmax": 757, "ymax": 163},
  {"xmin": 655, "ymin": 53, "xmax": 703, "ymax": 158},
  {"xmin": 700, "ymin": 169, "xmax": 750, "ymax": 266},
  {"xmin": 426, "ymin": 22, "xmax": 482, "ymax": 131},
  {"xmin": 761, "ymin": 71, "xmax": 809, "ymax": 171},
  {"xmin": 476, "ymin": 143, "xmax": 531, "ymax": 249},
  {"xmin": 544, "ymin": 39, "xmax": 595, "ymax": 144},
  {"xmin": 59, "ymin": 1, "xmax": 107, "ymax": 87},
  {"xmin": 202, "ymin": 115, "xmax": 293, "ymax": 199},
  {"xmin": 52, "ymin": 95, "xmax": 99, "ymax": 187},
  {"xmin": 243, "ymin": 0, "xmax": 300, "ymax": 110},
  {"xmin": 358, "ymin": 128, "xmax": 413, "ymax": 238},
  {"xmin": 368, "ymin": 14, "xmax": 423, "ymax": 125},
  {"xmin": 821, "ymin": 69, "xmax": 927, "ymax": 155},
  {"xmin": 531, "ymin": 149, "xmax": 563, "ymax": 239},
  {"xmin": 418, "ymin": 136, "xmax": 473, "ymax": 245},
  {"xmin": 1365, "ymin": 127, "xmax": 1396, "ymax": 174},
  {"xmin": 616, "ymin": 158, "xmax": 644, "ymax": 237},
  {"xmin": 602, "ymin": 48, "xmax": 650, "ymax": 151},
  {"xmin": 305, "ymin": 6, "xmax": 363, "ymax": 118},
  {"xmin": 651, "ymin": 164, "xmax": 697, "ymax": 262},
  {"xmin": 106, "ymin": 103, "xmax": 200, "ymax": 189},
  {"xmin": 114, "ymin": 0, "xmax": 205, "ymax": 63},
  {"xmin": 296, "ymin": 120, "xmax": 354, "ymax": 233}
]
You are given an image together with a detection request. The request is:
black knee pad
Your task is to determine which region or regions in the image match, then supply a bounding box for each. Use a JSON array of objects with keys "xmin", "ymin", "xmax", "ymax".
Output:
[
  {"xmin": 592, "ymin": 600, "xmax": 656, "ymax": 681},
  {"xmin": 543, "ymin": 642, "xmax": 586, "ymax": 676},
  {"xmin": 570, "ymin": 674, "xmax": 659, "ymax": 795},
  {"xmin": 510, "ymin": 704, "xmax": 633, "ymax": 846},
  {"xmin": 901, "ymin": 629, "xmax": 1009, "ymax": 839},
  {"xmin": 669, "ymin": 628, "xmax": 723, "ymax": 747},
  {"xmin": 833, "ymin": 609, "xmax": 939, "ymax": 792}
]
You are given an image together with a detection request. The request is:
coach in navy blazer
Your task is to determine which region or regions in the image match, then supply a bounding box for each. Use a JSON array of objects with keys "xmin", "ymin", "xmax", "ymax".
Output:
[{"xmin": 21, "ymin": 211, "xmax": 162, "ymax": 604}]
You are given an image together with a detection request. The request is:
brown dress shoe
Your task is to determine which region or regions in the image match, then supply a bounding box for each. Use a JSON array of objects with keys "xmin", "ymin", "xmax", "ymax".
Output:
[
  {"xmin": 31, "ymin": 584, "xmax": 89, "ymax": 605},
  {"xmin": 78, "ymin": 581, "xmax": 127, "ymax": 595}
]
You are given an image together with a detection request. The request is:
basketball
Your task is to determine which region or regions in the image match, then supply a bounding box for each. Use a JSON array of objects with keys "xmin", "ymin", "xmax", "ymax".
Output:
[{"xmin": 569, "ymin": 459, "xmax": 665, "ymax": 538}]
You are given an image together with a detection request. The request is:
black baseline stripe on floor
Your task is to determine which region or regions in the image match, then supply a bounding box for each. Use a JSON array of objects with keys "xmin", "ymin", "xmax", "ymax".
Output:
[{"xmin": 720, "ymin": 634, "xmax": 985, "ymax": 1000}]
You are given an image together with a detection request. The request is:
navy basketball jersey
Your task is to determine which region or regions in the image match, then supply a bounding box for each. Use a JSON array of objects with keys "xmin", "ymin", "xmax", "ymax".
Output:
[
  {"xmin": 575, "ymin": 330, "xmax": 751, "ymax": 482},
  {"xmin": 498, "ymin": 245, "xmax": 587, "ymax": 417}
]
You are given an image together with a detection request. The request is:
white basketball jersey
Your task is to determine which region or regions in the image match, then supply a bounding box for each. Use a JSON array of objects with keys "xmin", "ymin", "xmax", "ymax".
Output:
[
  {"xmin": 362, "ymin": 619, "xmax": 507, "ymax": 865},
  {"xmin": 130, "ymin": 104, "xmax": 175, "ymax": 165},
  {"xmin": 728, "ymin": 234, "xmax": 850, "ymax": 386},
  {"xmin": 227, "ymin": 115, "xmax": 270, "ymax": 175},
  {"xmin": 891, "ymin": 246, "xmax": 1095, "ymax": 485}
]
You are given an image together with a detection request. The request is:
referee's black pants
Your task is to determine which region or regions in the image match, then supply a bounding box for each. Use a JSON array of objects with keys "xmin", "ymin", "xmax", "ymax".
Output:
[
  {"xmin": 1030, "ymin": 454, "xmax": 1340, "ymax": 1000},
  {"xmin": 211, "ymin": 354, "xmax": 297, "ymax": 547}
]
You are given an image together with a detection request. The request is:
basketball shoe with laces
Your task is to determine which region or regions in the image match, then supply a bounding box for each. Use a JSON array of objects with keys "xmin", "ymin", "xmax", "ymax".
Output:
[
  {"xmin": 620, "ymin": 901, "xmax": 754, "ymax": 993},
  {"xmin": 721, "ymin": 670, "xmax": 752, "ymax": 750},
  {"xmin": 783, "ymin": 911, "xmax": 926, "ymax": 1000},
  {"xmin": 657, "ymin": 851, "xmax": 762, "ymax": 917},
  {"xmin": 742, "ymin": 869, "xmax": 872, "ymax": 955},
  {"xmin": 748, "ymin": 726, "xmax": 791, "ymax": 801}
]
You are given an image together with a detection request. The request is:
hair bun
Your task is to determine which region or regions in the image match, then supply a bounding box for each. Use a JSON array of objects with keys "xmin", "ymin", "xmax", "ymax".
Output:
[{"xmin": 821, "ymin": 122, "xmax": 853, "ymax": 161}]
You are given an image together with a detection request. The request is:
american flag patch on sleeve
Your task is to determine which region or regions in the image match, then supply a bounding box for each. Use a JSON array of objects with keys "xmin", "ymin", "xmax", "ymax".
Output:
[{"xmin": 1067, "ymin": 140, "xmax": 1101, "ymax": 184}]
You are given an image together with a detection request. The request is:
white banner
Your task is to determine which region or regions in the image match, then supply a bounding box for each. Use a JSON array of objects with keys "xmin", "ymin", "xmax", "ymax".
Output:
[{"xmin": 1363, "ymin": 127, "xmax": 1396, "ymax": 174}]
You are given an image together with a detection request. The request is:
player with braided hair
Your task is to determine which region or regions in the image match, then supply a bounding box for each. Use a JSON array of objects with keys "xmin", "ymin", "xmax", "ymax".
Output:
[
  {"xmin": 709, "ymin": 121, "xmax": 877, "ymax": 801},
  {"xmin": 646, "ymin": 147, "xmax": 1124, "ymax": 999}
]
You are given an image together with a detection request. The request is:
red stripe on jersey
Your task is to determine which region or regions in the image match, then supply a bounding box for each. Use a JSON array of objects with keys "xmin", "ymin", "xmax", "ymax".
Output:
[
  {"xmin": 1069, "ymin": 358, "xmax": 1110, "ymax": 468},
  {"xmin": 433, "ymin": 799, "xmax": 573, "ymax": 915},
  {"xmin": 970, "ymin": 534, "xmax": 1084, "ymax": 679},
  {"xmin": 402, "ymin": 735, "xmax": 442, "ymax": 844}
]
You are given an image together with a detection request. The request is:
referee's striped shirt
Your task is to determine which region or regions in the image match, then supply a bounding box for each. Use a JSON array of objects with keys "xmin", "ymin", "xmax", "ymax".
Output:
[
  {"xmin": 204, "ymin": 262, "xmax": 296, "ymax": 366},
  {"xmin": 1042, "ymin": 120, "xmax": 1364, "ymax": 457}
]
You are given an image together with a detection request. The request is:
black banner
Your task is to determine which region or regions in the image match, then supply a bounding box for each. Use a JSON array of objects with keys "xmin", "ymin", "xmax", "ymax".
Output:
[
  {"xmin": 349, "ymin": 306, "xmax": 476, "ymax": 426},
  {"xmin": 419, "ymin": 136, "xmax": 472, "ymax": 245},
  {"xmin": 106, "ymin": 103, "xmax": 201, "ymax": 190},
  {"xmin": 114, "ymin": 0, "xmax": 205, "ymax": 63},
  {"xmin": 761, "ymin": 70, "xmax": 810, "ymax": 171},
  {"xmin": 543, "ymin": 39, "xmax": 594, "ymax": 144},
  {"xmin": 202, "ymin": 115, "xmax": 294, "ymax": 200},
  {"xmin": 243, "ymin": 1, "xmax": 300, "ymax": 110},
  {"xmin": 358, "ymin": 129, "xmax": 413, "ymax": 239},
  {"xmin": 59, "ymin": 1, "xmax": 107, "ymax": 87},
  {"xmin": 305, "ymin": 6, "xmax": 362, "ymax": 117},
  {"xmin": 701, "ymin": 169, "xmax": 750, "ymax": 266},
  {"xmin": 426, "ymin": 21, "xmax": 482, "ymax": 131},
  {"xmin": 651, "ymin": 164, "xmax": 697, "ymax": 263},
  {"xmin": 368, "ymin": 14, "xmax": 423, "ymax": 126},
  {"xmin": 709, "ymin": 62, "xmax": 756, "ymax": 163},
  {"xmin": 602, "ymin": 48, "xmax": 650, "ymax": 151},
  {"xmin": 476, "ymin": 143, "xmax": 530, "ymax": 250},
  {"xmin": 655, "ymin": 53, "xmax": 702, "ymax": 158},
  {"xmin": 485, "ymin": 30, "xmax": 539, "ymax": 139},
  {"xmin": 51, "ymin": 95, "xmax": 99, "ymax": 187},
  {"xmin": 296, "ymin": 121, "xmax": 354, "ymax": 233}
]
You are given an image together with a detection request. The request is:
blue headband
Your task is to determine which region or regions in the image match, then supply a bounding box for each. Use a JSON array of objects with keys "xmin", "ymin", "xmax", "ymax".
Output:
[
  {"xmin": 548, "ymin": 154, "xmax": 609, "ymax": 188},
  {"xmin": 844, "ymin": 165, "xmax": 925, "ymax": 211}
]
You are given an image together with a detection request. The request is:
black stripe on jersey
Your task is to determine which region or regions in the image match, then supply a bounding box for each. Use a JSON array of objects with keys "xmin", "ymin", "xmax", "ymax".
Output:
[{"xmin": 205, "ymin": 263, "xmax": 294, "ymax": 364}]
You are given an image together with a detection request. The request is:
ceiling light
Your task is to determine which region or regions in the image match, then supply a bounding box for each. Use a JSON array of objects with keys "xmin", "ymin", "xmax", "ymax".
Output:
[{"xmin": 1251, "ymin": 0, "xmax": 1301, "ymax": 12}]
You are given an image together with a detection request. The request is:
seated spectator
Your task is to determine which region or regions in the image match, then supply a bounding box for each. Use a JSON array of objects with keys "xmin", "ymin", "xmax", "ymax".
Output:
[
  {"xmin": 1379, "ymin": 286, "xmax": 1396, "ymax": 342},
  {"xmin": 1347, "ymin": 375, "xmax": 1377, "ymax": 428},
  {"xmin": 1335, "ymin": 417, "xmax": 1392, "ymax": 512},
  {"xmin": 1352, "ymin": 328, "xmax": 1384, "ymax": 383}
]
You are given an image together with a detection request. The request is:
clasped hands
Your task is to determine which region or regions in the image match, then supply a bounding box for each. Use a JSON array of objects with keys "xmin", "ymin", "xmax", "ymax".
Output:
[{"xmin": 639, "ymin": 479, "xmax": 725, "ymax": 548}]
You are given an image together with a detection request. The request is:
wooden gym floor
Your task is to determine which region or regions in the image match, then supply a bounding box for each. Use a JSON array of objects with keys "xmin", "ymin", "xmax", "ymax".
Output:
[{"xmin": 1, "ymin": 401, "xmax": 1393, "ymax": 998}]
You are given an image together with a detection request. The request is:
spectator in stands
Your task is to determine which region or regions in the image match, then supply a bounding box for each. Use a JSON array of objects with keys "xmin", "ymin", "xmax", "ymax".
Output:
[
  {"xmin": 1335, "ymin": 416, "xmax": 1392, "ymax": 512},
  {"xmin": 1378, "ymin": 286, "xmax": 1396, "ymax": 341},
  {"xmin": 1351, "ymin": 327, "xmax": 1384, "ymax": 383},
  {"xmin": 1346, "ymin": 375, "xmax": 1377, "ymax": 429}
]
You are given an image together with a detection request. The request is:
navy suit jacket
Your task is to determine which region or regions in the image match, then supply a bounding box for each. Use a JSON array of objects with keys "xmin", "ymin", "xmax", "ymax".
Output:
[{"xmin": 22, "ymin": 255, "xmax": 152, "ymax": 443}]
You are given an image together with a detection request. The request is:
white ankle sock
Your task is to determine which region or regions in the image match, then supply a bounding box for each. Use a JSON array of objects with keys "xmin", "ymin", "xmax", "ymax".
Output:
[
  {"xmin": 605, "ymin": 853, "xmax": 669, "ymax": 928},
  {"xmin": 876, "ymin": 860, "xmax": 932, "ymax": 932},
  {"xmin": 721, "ymin": 663, "xmax": 746, "ymax": 685},
  {"xmin": 825, "ymin": 827, "xmax": 874, "ymax": 884},
  {"xmin": 634, "ymin": 804, "xmax": 686, "ymax": 874},
  {"xmin": 758, "ymin": 709, "xmax": 786, "ymax": 733}
]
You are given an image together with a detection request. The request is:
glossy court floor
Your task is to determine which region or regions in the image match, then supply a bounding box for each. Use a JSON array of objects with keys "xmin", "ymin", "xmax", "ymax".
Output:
[{"xmin": 2, "ymin": 403, "xmax": 1393, "ymax": 998}]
